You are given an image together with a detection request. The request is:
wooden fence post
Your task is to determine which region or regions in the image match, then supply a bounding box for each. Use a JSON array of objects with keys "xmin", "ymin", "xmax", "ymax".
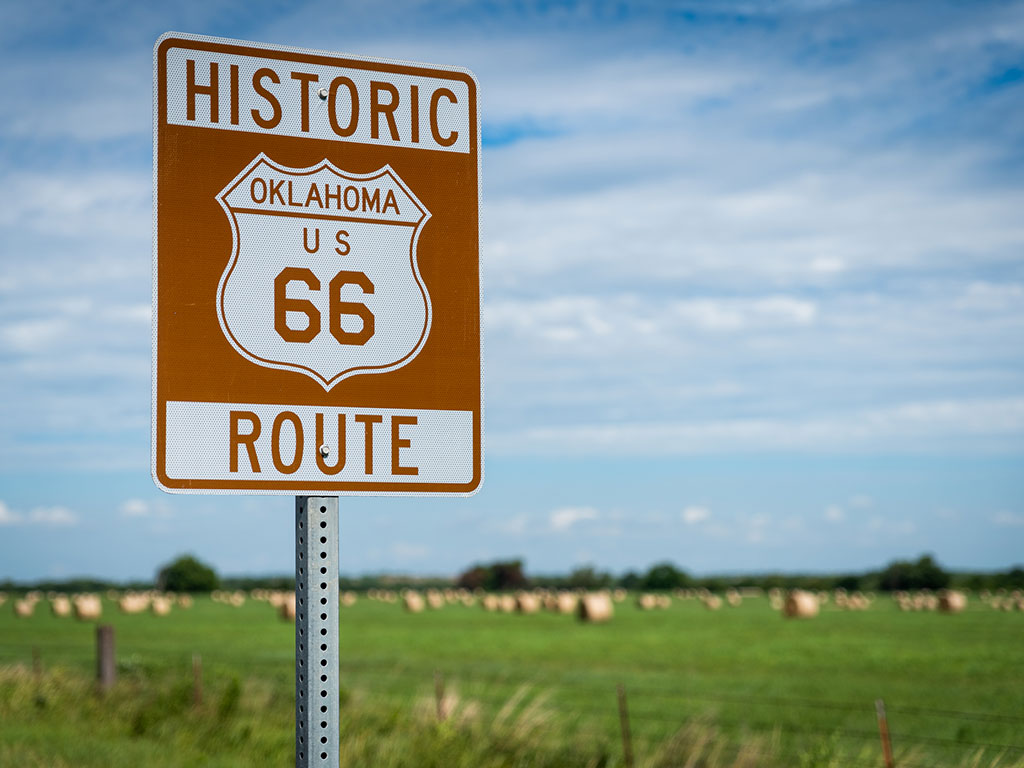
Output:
[
  {"xmin": 96, "ymin": 624, "xmax": 115, "ymax": 693},
  {"xmin": 876, "ymin": 698, "xmax": 895, "ymax": 768},
  {"xmin": 193, "ymin": 653, "xmax": 203, "ymax": 708},
  {"xmin": 617, "ymin": 683, "xmax": 635, "ymax": 768},
  {"xmin": 434, "ymin": 670, "xmax": 446, "ymax": 722}
]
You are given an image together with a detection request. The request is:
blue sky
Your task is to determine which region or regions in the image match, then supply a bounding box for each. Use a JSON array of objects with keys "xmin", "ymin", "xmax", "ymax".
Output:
[{"xmin": 1, "ymin": 0, "xmax": 1022, "ymax": 581}]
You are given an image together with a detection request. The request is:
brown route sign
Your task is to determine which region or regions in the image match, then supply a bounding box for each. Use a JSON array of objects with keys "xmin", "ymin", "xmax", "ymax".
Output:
[{"xmin": 152, "ymin": 33, "xmax": 482, "ymax": 495}]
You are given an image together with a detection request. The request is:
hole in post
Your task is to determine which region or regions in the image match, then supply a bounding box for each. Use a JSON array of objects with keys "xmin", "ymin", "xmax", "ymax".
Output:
[
  {"xmin": 320, "ymin": 613, "xmax": 327, "ymax": 620},
  {"xmin": 320, "ymin": 506, "xmax": 326, "ymax": 513},
  {"xmin": 320, "ymin": 521, "xmax": 326, "ymax": 528},
  {"xmin": 320, "ymin": 536, "xmax": 326, "ymax": 544},
  {"xmin": 320, "ymin": 690, "xmax": 327, "ymax": 697},
  {"xmin": 321, "ymin": 736, "xmax": 327, "ymax": 744},
  {"xmin": 320, "ymin": 598, "xmax": 327, "ymax": 605},
  {"xmin": 321, "ymin": 628, "xmax": 327, "ymax": 635},
  {"xmin": 320, "ymin": 583, "xmax": 327, "ymax": 590}
]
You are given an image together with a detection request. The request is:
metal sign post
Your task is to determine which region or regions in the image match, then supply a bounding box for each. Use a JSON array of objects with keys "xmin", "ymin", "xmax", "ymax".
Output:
[{"xmin": 295, "ymin": 496, "xmax": 339, "ymax": 767}]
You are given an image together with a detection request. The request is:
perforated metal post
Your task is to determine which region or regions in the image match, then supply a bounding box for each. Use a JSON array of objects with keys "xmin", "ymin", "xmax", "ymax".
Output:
[{"xmin": 296, "ymin": 497, "xmax": 339, "ymax": 768}]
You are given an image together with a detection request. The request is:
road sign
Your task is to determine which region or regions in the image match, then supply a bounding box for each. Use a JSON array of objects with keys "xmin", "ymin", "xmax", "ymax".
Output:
[{"xmin": 152, "ymin": 33, "xmax": 482, "ymax": 495}]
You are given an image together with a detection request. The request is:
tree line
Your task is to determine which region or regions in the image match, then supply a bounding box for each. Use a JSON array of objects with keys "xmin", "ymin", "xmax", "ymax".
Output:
[{"xmin": 2, "ymin": 553, "xmax": 1022, "ymax": 594}]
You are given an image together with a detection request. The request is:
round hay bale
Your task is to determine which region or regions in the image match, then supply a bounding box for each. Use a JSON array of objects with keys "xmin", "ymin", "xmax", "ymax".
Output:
[
  {"xmin": 177, "ymin": 594, "xmax": 194, "ymax": 609},
  {"xmin": 498, "ymin": 594, "xmax": 517, "ymax": 613},
  {"xmin": 636, "ymin": 593, "xmax": 658, "ymax": 611},
  {"xmin": 341, "ymin": 591, "xmax": 357, "ymax": 607},
  {"xmin": 481, "ymin": 594, "xmax": 499, "ymax": 612},
  {"xmin": 703, "ymin": 595, "xmax": 723, "ymax": 611},
  {"xmin": 425, "ymin": 590, "xmax": 445, "ymax": 610},
  {"xmin": 51, "ymin": 595, "xmax": 72, "ymax": 618},
  {"xmin": 151, "ymin": 596, "xmax": 173, "ymax": 616},
  {"xmin": 938, "ymin": 590, "xmax": 967, "ymax": 614},
  {"xmin": 782, "ymin": 590, "xmax": 819, "ymax": 619},
  {"xmin": 515, "ymin": 592, "xmax": 541, "ymax": 614},
  {"xmin": 72, "ymin": 594, "xmax": 102, "ymax": 621},
  {"xmin": 577, "ymin": 592, "xmax": 614, "ymax": 623},
  {"xmin": 555, "ymin": 591, "xmax": 578, "ymax": 615},
  {"xmin": 725, "ymin": 589, "xmax": 742, "ymax": 607},
  {"xmin": 14, "ymin": 598, "xmax": 35, "ymax": 618},
  {"xmin": 119, "ymin": 593, "xmax": 149, "ymax": 614},
  {"xmin": 404, "ymin": 591, "xmax": 425, "ymax": 613},
  {"xmin": 279, "ymin": 592, "xmax": 296, "ymax": 621}
]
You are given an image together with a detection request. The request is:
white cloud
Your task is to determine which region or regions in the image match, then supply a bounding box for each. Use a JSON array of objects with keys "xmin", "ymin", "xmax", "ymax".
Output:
[
  {"xmin": 848, "ymin": 495, "xmax": 874, "ymax": 510},
  {"xmin": 120, "ymin": 499, "xmax": 149, "ymax": 517},
  {"xmin": 491, "ymin": 397, "xmax": 1024, "ymax": 456},
  {"xmin": 0, "ymin": 501, "xmax": 77, "ymax": 526},
  {"xmin": 824, "ymin": 504, "xmax": 846, "ymax": 522},
  {"xmin": 391, "ymin": 542, "xmax": 429, "ymax": 560},
  {"xmin": 0, "ymin": 500, "xmax": 22, "ymax": 525},
  {"xmin": 682, "ymin": 505, "xmax": 711, "ymax": 524},
  {"xmin": 992, "ymin": 511, "xmax": 1024, "ymax": 527},
  {"xmin": 549, "ymin": 506, "xmax": 599, "ymax": 531},
  {"xmin": 496, "ymin": 514, "xmax": 529, "ymax": 535},
  {"xmin": 27, "ymin": 506, "xmax": 77, "ymax": 527},
  {"xmin": 119, "ymin": 498, "xmax": 171, "ymax": 519}
]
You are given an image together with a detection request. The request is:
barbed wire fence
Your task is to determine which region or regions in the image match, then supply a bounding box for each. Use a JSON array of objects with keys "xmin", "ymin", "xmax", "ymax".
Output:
[{"xmin": 4, "ymin": 635, "xmax": 1024, "ymax": 768}]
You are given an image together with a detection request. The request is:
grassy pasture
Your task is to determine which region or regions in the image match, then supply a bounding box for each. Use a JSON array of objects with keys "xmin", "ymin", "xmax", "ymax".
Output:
[{"xmin": 1, "ymin": 593, "xmax": 1022, "ymax": 767}]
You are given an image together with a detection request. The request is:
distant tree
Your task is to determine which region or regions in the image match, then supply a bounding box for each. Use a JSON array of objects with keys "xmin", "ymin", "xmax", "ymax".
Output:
[
  {"xmin": 567, "ymin": 566, "xmax": 612, "ymax": 590},
  {"xmin": 456, "ymin": 560, "xmax": 527, "ymax": 591},
  {"xmin": 619, "ymin": 571, "xmax": 642, "ymax": 590},
  {"xmin": 834, "ymin": 574, "xmax": 862, "ymax": 591},
  {"xmin": 456, "ymin": 565, "xmax": 489, "ymax": 591},
  {"xmin": 996, "ymin": 566, "xmax": 1024, "ymax": 589},
  {"xmin": 157, "ymin": 554, "xmax": 219, "ymax": 593},
  {"xmin": 877, "ymin": 554, "xmax": 949, "ymax": 591},
  {"xmin": 642, "ymin": 562, "xmax": 690, "ymax": 591},
  {"xmin": 491, "ymin": 560, "xmax": 528, "ymax": 591}
]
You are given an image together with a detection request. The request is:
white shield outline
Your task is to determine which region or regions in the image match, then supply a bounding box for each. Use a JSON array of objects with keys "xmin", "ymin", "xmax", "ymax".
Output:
[{"xmin": 215, "ymin": 153, "xmax": 432, "ymax": 390}]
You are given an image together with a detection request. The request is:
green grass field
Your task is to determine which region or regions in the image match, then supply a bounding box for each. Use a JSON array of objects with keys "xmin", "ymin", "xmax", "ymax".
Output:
[{"xmin": 1, "ymin": 593, "xmax": 1022, "ymax": 767}]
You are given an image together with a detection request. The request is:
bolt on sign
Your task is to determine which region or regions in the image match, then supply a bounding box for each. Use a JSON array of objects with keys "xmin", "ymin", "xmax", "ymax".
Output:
[{"xmin": 152, "ymin": 33, "xmax": 482, "ymax": 494}]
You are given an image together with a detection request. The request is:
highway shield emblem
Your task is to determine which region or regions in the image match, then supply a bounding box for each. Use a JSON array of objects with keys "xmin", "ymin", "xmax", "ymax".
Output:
[{"xmin": 216, "ymin": 154, "xmax": 432, "ymax": 389}]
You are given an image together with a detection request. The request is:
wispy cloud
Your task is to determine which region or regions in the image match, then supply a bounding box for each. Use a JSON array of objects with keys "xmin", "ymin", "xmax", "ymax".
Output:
[
  {"xmin": 682, "ymin": 506, "xmax": 711, "ymax": 525},
  {"xmin": 0, "ymin": 500, "xmax": 21, "ymax": 525},
  {"xmin": 0, "ymin": 501, "xmax": 78, "ymax": 527},
  {"xmin": 119, "ymin": 498, "xmax": 171, "ymax": 519},
  {"xmin": 549, "ymin": 506, "xmax": 599, "ymax": 532},
  {"xmin": 27, "ymin": 506, "xmax": 77, "ymax": 527},
  {"xmin": 992, "ymin": 511, "xmax": 1024, "ymax": 527},
  {"xmin": 824, "ymin": 504, "xmax": 846, "ymax": 523}
]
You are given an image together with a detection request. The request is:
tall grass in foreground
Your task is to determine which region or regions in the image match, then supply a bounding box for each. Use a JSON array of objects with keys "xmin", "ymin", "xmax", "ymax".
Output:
[{"xmin": 2, "ymin": 663, "xmax": 1022, "ymax": 768}]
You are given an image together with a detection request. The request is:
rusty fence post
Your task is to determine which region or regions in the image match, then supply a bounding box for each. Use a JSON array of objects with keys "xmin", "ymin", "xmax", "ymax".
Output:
[
  {"xmin": 96, "ymin": 624, "xmax": 115, "ymax": 693},
  {"xmin": 876, "ymin": 698, "xmax": 895, "ymax": 768},
  {"xmin": 617, "ymin": 683, "xmax": 635, "ymax": 768}
]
